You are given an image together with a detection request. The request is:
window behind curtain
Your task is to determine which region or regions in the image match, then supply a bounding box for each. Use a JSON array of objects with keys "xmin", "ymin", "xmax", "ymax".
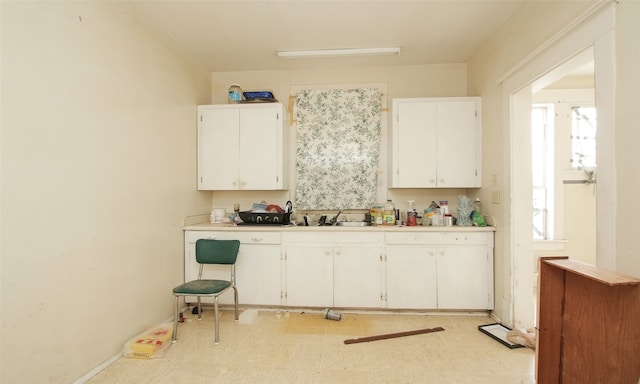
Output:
[{"xmin": 294, "ymin": 88, "xmax": 382, "ymax": 210}]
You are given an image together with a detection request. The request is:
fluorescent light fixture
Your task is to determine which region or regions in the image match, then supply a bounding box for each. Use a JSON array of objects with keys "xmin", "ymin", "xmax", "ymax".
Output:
[{"xmin": 277, "ymin": 47, "xmax": 401, "ymax": 59}]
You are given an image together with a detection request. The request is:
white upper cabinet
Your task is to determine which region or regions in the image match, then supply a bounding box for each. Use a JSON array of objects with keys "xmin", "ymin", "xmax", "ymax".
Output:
[
  {"xmin": 391, "ymin": 97, "xmax": 482, "ymax": 188},
  {"xmin": 197, "ymin": 103, "xmax": 286, "ymax": 190}
]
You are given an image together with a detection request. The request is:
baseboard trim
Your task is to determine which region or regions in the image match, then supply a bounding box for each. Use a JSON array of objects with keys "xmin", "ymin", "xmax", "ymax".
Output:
[
  {"xmin": 72, "ymin": 352, "xmax": 122, "ymax": 384},
  {"xmin": 73, "ymin": 312, "xmax": 180, "ymax": 383}
]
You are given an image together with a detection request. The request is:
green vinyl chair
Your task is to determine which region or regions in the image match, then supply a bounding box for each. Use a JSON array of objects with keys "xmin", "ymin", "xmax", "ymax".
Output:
[{"xmin": 172, "ymin": 239, "xmax": 240, "ymax": 345}]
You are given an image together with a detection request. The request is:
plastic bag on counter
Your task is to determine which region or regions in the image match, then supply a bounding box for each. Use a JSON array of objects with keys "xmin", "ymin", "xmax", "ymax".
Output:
[
  {"xmin": 471, "ymin": 211, "xmax": 487, "ymax": 227},
  {"xmin": 457, "ymin": 195, "xmax": 474, "ymax": 226}
]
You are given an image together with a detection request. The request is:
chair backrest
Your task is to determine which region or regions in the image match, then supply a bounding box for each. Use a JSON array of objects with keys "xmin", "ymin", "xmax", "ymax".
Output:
[{"xmin": 195, "ymin": 239, "xmax": 240, "ymax": 265}]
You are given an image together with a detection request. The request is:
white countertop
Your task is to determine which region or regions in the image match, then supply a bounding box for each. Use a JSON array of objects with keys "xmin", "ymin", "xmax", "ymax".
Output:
[{"xmin": 184, "ymin": 222, "xmax": 496, "ymax": 232}]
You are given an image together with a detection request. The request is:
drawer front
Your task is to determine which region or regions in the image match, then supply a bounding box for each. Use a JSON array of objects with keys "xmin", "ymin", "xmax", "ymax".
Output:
[
  {"xmin": 284, "ymin": 232, "xmax": 383, "ymax": 245},
  {"xmin": 386, "ymin": 232, "xmax": 490, "ymax": 245},
  {"xmin": 186, "ymin": 231, "xmax": 281, "ymax": 245}
]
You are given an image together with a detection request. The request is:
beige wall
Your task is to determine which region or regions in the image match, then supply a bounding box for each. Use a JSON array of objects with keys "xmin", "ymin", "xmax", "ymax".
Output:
[
  {"xmin": 3, "ymin": 1, "xmax": 639, "ymax": 382},
  {"xmin": 614, "ymin": 0, "xmax": 640, "ymax": 275},
  {"xmin": 468, "ymin": 0, "xmax": 640, "ymax": 324},
  {"xmin": 466, "ymin": 0, "xmax": 602, "ymax": 323},
  {"xmin": 1, "ymin": 2, "xmax": 211, "ymax": 383},
  {"xmin": 210, "ymin": 64, "xmax": 476, "ymax": 215}
]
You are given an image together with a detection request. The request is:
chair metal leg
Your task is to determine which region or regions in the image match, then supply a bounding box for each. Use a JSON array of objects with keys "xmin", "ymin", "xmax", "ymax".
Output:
[
  {"xmin": 197, "ymin": 297, "xmax": 202, "ymax": 320},
  {"xmin": 172, "ymin": 295, "xmax": 178, "ymax": 343},
  {"xmin": 233, "ymin": 286, "xmax": 239, "ymax": 321},
  {"xmin": 214, "ymin": 296, "xmax": 220, "ymax": 345}
]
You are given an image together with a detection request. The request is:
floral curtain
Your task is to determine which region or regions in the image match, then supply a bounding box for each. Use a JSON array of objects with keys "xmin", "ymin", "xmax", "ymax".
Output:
[{"xmin": 294, "ymin": 88, "xmax": 382, "ymax": 210}]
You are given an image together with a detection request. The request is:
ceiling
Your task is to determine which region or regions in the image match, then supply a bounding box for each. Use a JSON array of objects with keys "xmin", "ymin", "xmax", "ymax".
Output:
[{"xmin": 133, "ymin": 1, "xmax": 525, "ymax": 72}]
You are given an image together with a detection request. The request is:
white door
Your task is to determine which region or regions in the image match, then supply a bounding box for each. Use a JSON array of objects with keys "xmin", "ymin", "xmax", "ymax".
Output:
[
  {"xmin": 386, "ymin": 246, "xmax": 438, "ymax": 309},
  {"xmin": 285, "ymin": 245, "xmax": 333, "ymax": 307},
  {"xmin": 198, "ymin": 107, "xmax": 239, "ymax": 190},
  {"xmin": 436, "ymin": 247, "xmax": 492, "ymax": 310},
  {"xmin": 333, "ymin": 246, "xmax": 384, "ymax": 308},
  {"xmin": 437, "ymin": 100, "xmax": 480, "ymax": 187}
]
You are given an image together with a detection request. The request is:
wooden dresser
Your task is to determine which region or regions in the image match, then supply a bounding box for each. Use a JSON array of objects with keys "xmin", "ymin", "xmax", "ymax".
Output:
[{"xmin": 537, "ymin": 257, "xmax": 640, "ymax": 383}]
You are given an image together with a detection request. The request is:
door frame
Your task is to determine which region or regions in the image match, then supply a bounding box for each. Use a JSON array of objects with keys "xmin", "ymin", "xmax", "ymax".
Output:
[{"xmin": 500, "ymin": 2, "xmax": 616, "ymax": 328}]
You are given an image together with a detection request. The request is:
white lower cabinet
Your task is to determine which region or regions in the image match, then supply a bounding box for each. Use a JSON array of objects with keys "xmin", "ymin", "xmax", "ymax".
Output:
[
  {"xmin": 284, "ymin": 245, "xmax": 334, "ymax": 307},
  {"xmin": 333, "ymin": 246, "xmax": 385, "ymax": 308},
  {"xmin": 283, "ymin": 232, "xmax": 384, "ymax": 308},
  {"xmin": 385, "ymin": 232, "xmax": 494, "ymax": 310},
  {"xmin": 436, "ymin": 246, "xmax": 493, "ymax": 310},
  {"xmin": 184, "ymin": 231, "xmax": 282, "ymax": 306},
  {"xmin": 385, "ymin": 246, "xmax": 438, "ymax": 309},
  {"xmin": 183, "ymin": 229, "xmax": 493, "ymax": 310}
]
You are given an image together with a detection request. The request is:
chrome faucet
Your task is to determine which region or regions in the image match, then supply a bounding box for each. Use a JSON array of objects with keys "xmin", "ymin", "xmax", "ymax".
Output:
[{"xmin": 329, "ymin": 211, "xmax": 342, "ymax": 225}]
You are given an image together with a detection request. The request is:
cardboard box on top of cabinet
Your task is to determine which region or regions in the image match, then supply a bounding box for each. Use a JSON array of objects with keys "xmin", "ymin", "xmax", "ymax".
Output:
[{"xmin": 122, "ymin": 322, "xmax": 173, "ymax": 359}]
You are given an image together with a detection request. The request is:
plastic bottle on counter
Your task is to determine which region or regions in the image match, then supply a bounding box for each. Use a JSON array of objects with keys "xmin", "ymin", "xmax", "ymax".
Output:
[
  {"xmin": 406, "ymin": 200, "xmax": 417, "ymax": 226},
  {"xmin": 439, "ymin": 200, "xmax": 449, "ymax": 215},
  {"xmin": 474, "ymin": 197, "xmax": 482, "ymax": 214},
  {"xmin": 383, "ymin": 199, "xmax": 396, "ymax": 226},
  {"xmin": 375, "ymin": 204, "xmax": 384, "ymax": 225}
]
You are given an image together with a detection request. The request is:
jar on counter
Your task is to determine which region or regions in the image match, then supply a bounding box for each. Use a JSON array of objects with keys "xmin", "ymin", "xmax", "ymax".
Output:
[
  {"xmin": 228, "ymin": 84, "xmax": 243, "ymax": 104},
  {"xmin": 444, "ymin": 214, "xmax": 454, "ymax": 226},
  {"xmin": 370, "ymin": 204, "xmax": 384, "ymax": 226},
  {"xmin": 383, "ymin": 199, "xmax": 396, "ymax": 226},
  {"xmin": 423, "ymin": 209, "xmax": 433, "ymax": 226}
]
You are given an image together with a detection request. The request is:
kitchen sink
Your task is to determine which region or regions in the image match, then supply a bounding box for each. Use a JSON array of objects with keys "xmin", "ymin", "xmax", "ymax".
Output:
[{"xmin": 335, "ymin": 221, "xmax": 371, "ymax": 227}]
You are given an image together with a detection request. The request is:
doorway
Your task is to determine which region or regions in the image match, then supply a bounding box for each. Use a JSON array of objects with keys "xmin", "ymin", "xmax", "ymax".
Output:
[
  {"xmin": 531, "ymin": 48, "xmax": 597, "ymax": 266},
  {"xmin": 503, "ymin": 3, "xmax": 616, "ymax": 329}
]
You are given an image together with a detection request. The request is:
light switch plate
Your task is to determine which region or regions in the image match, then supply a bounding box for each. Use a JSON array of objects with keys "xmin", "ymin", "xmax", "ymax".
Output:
[{"xmin": 492, "ymin": 190, "xmax": 501, "ymax": 204}]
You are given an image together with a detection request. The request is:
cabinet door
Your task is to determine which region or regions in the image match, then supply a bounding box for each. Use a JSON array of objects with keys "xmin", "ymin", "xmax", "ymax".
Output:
[
  {"xmin": 198, "ymin": 107, "xmax": 240, "ymax": 190},
  {"xmin": 333, "ymin": 246, "xmax": 384, "ymax": 308},
  {"xmin": 184, "ymin": 231, "xmax": 283, "ymax": 306},
  {"xmin": 386, "ymin": 246, "xmax": 438, "ymax": 309},
  {"xmin": 392, "ymin": 100, "xmax": 438, "ymax": 187},
  {"xmin": 436, "ymin": 100, "xmax": 481, "ymax": 187},
  {"xmin": 285, "ymin": 245, "xmax": 333, "ymax": 307},
  {"xmin": 238, "ymin": 106, "xmax": 283, "ymax": 190},
  {"xmin": 235, "ymin": 244, "xmax": 282, "ymax": 306},
  {"xmin": 436, "ymin": 246, "xmax": 493, "ymax": 310}
]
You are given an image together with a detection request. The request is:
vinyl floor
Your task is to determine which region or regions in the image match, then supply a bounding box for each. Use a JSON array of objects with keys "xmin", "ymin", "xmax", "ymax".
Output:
[{"xmin": 86, "ymin": 308, "xmax": 535, "ymax": 384}]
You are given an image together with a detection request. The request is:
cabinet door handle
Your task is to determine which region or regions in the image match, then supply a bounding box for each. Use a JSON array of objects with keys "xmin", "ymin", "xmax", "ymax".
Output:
[{"xmin": 251, "ymin": 237, "xmax": 263, "ymax": 242}]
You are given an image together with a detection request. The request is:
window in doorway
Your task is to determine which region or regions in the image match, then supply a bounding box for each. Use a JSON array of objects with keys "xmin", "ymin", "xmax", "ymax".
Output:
[
  {"xmin": 532, "ymin": 105, "xmax": 554, "ymax": 240},
  {"xmin": 570, "ymin": 106, "xmax": 597, "ymax": 169}
]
